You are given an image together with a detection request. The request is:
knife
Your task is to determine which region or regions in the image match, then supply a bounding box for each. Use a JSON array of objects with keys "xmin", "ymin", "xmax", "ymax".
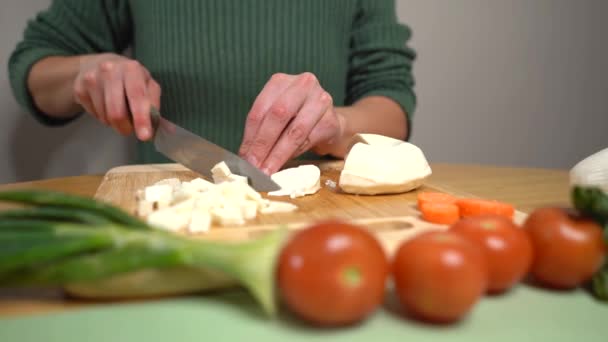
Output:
[{"xmin": 143, "ymin": 107, "xmax": 281, "ymax": 192}]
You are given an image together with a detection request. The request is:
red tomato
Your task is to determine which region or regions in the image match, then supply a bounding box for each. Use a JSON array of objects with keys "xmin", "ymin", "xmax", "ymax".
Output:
[
  {"xmin": 277, "ymin": 219, "xmax": 389, "ymax": 326},
  {"xmin": 523, "ymin": 207, "xmax": 606, "ymax": 289},
  {"xmin": 450, "ymin": 215, "xmax": 533, "ymax": 293},
  {"xmin": 392, "ymin": 231, "xmax": 488, "ymax": 323}
]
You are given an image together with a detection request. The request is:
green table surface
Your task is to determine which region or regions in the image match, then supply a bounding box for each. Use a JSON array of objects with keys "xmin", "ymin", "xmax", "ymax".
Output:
[{"xmin": 1, "ymin": 284, "xmax": 606, "ymax": 342}]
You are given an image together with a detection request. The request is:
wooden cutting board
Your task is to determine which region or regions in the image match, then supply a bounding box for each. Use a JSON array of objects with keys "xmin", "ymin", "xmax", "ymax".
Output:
[{"xmin": 94, "ymin": 161, "xmax": 527, "ymax": 255}]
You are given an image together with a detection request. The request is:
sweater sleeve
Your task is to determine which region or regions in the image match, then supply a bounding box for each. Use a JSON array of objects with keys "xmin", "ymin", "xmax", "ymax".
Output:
[
  {"xmin": 346, "ymin": 0, "xmax": 417, "ymax": 140},
  {"xmin": 8, "ymin": 0, "xmax": 132, "ymax": 126}
]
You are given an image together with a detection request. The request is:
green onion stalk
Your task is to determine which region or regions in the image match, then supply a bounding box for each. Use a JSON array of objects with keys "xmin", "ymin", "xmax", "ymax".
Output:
[{"xmin": 0, "ymin": 190, "xmax": 286, "ymax": 316}]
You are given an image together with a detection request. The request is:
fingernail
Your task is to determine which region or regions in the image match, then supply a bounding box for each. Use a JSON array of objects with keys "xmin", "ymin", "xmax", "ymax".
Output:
[
  {"xmin": 247, "ymin": 155, "xmax": 259, "ymax": 167},
  {"xmin": 262, "ymin": 167, "xmax": 271, "ymax": 175},
  {"xmin": 139, "ymin": 127, "xmax": 150, "ymax": 140}
]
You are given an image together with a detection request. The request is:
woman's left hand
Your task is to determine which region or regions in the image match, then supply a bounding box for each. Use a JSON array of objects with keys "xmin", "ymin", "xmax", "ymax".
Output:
[{"xmin": 238, "ymin": 72, "xmax": 345, "ymax": 175}]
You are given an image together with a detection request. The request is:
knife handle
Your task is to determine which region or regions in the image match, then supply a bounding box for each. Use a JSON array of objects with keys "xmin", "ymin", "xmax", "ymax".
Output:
[{"xmin": 149, "ymin": 106, "xmax": 162, "ymax": 134}]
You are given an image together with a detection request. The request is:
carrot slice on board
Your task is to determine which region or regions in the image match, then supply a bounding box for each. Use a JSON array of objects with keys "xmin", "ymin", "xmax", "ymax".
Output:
[
  {"xmin": 419, "ymin": 202, "xmax": 461, "ymax": 225},
  {"xmin": 417, "ymin": 192, "xmax": 458, "ymax": 209},
  {"xmin": 456, "ymin": 198, "xmax": 515, "ymax": 219}
]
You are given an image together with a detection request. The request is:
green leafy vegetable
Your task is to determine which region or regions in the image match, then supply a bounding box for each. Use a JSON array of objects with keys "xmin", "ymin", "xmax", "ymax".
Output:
[
  {"xmin": 591, "ymin": 266, "xmax": 608, "ymax": 301},
  {"xmin": 571, "ymin": 185, "xmax": 608, "ymax": 302},
  {"xmin": 572, "ymin": 186, "xmax": 608, "ymax": 226}
]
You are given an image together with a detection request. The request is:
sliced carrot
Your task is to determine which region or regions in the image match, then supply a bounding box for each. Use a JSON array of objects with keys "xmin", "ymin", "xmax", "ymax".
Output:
[
  {"xmin": 419, "ymin": 202, "xmax": 461, "ymax": 225},
  {"xmin": 455, "ymin": 198, "xmax": 515, "ymax": 219},
  {"xmin": 417, "ymin": 192, "xmax": 458, "ymax": 209}
]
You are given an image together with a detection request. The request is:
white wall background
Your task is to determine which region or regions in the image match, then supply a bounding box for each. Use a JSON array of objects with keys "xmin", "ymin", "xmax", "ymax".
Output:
[
  {"xmin": 1, "ymin": 0, "xmax": 607, "ymax": 184},
  {"xmin": 398, "ymin": 0, "xmax": 608, "ymax": 169}
]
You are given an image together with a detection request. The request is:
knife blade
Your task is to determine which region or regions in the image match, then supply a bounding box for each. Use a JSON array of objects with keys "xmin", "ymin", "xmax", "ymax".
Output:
[{"xmin": 146, "ymin": 107, "xmax": 281, "ymax": 192}]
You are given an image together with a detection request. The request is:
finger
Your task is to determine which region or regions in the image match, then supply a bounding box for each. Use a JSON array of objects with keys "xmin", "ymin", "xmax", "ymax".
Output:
[
  {"xmin": 74, "ymin": 80, "xmax": 107, "ymax": 125},
  {"xmin": 101, "ymin": 61, "xmax": 132, "ymax": 136},
  {"xmin": 246, "ymin": 72, "xmax": 318, "ymax": 169},
  {"xmin": 308, "ymin": 108, "xmax": 343, "ymax": 156},
  {"xmin": 147, "ymin": 78, "xmax": 162, "ymax": 110},
  {"xmin": 124, "ymin": 61, "xmax": 152, "ymax": 141},
  {"xmin": 84, "ymin": 70, "xmax": 108, "ymax": 124},
  {"xmin": 239, "ymin": 73, "xmax": 296, "ymax": 160},
  {"xmin": 260, "ymin": 89, "xmax": 331, "ymax": 174}
]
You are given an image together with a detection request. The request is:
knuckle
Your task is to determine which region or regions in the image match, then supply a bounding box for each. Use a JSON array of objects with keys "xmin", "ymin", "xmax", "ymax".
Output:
[
  {"xmin": 270, "ymin": 73, "xmax": 288, "ymax": 83},
  {"xmin": 100, "ymin": 61, "xmax": 114, "ymax": 73},
  {"xmin": 249, "ymin": 138, "xmax": 269, "ymax": 159},
  {"xmin": 287, "ymin": 124, "xmax": 307, "ymax": 145},
  {"xmin": 246, "ymin": 110, "xmax": 264, "ymax": 126},
  {"xmin": 251, "ymin": 137, "xmax": 268, "ymax": 150},
  {"xmin": 124, "ymin": 60, "xmax": 141, "ymax": 71},
  {"xmin": 149, "ymin": 80, "xmax": 162, "ymax": 98},
  {"xmin": 269, "ymin": 104, "xmax": 292, "ymax": 122},
  {"xmin": 320, "ymin": 91, "xmax": 333, "ymax": 105},
  {"xmin": 149, "ymin": 80, "xmax": 161, "ymax": 92},
  {"xmin": 84, "ymin": 71, "xmax": 97, "ymax": 85},
  {"xmin": 73, "ymin": 83, "xmax": 86, "ymax": 98},
  {"xmin": 106, "ymin": 107, "xmax": 124, "ymax": 120},
  {"xmin": 128, "ymin": 84, "xmax": 146, "ymax": 98},
  {"xmin": 300, "ymin": 72, "xmax": 318, "ymax": 85}
]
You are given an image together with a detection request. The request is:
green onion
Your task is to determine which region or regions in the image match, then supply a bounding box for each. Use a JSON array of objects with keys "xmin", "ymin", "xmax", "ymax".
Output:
[
  {"xmin": 0, "ymin": 207, "xmax": 112, "ymax": 225},
  {"xmin": 0, "ymin": 190, "xmax": 150, "ymax": 229},
  {"xmin": 0, "ymin": 190, "xmax": 286, "ymax": 316}
]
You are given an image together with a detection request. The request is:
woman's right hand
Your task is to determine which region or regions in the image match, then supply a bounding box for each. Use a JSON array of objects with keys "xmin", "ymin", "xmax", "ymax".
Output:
[{"xmin": 73, "ymin": 53, "xmax": 161, "ymax": 141}]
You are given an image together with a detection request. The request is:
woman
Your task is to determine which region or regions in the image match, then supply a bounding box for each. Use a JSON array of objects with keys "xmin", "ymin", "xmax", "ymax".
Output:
[{"xmin": 8, "ymin": 0, "xmax": 416, "ymax": 175}]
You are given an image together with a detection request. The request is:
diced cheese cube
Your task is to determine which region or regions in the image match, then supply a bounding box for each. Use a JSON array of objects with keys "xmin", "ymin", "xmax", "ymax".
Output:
[
  {"xmin": 228, "ymin": 174, "xmax": 249, "ymax": 185},
  {"xmin": 189, "ymin": 211, "xmax": 211, "ymax": 233},
  {"xmin": 241, "ymin": 200, "xmax": 258, "ymax": 220},
  {"xmin": 147, "ymin": 208, "xmax": 190, "ymax": 232},
  {"xmin": 212, "ymin": 161, "xmax": 233, "ymax": 184},
  {"xmin": 187, "ymin": 178, "xmax": 215, "ymax": 192},
  {"xmin": 212, "ymin": 205, "xmax": 245, "ymax": 226},
  {"xmin": 194, "ymin": 192, "xmax": 216, "ymax": 211},
  {"xmin": 218, "ymin": 181, "xmax": 247, "ymax": 200},
  {"xmin": 137, "ymin": 199, "xmax": 154, "ymax": 217},
  {"xmin": 144, "ymin": 184, "xmax": 173, "ymax": 203},
  {"xmin": 172, "ymin": 187, "xmax": 198, "ymax": 204},
  {"xmin": 171, "ymin": 197, "xmax": 197, "ymax": 213},
  {"xmin": 153, "ymin": 178, "xmax": 182, "ymax": 189}
]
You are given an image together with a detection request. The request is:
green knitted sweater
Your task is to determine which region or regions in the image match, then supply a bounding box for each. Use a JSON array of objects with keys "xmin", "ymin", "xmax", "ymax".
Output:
[{"xmin": 9, "ymin": 0, "xmax": 416, "ymax": 164}]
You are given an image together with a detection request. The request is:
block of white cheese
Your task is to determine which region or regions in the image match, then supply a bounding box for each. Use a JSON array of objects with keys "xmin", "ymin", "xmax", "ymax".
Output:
[
  {"xmin": 268, "ymin": 165, "xmax": 321, "ymax": 198},
  {"xmin": 339, "ymin": 134, "xmax": 432, "ymax": 195}
]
